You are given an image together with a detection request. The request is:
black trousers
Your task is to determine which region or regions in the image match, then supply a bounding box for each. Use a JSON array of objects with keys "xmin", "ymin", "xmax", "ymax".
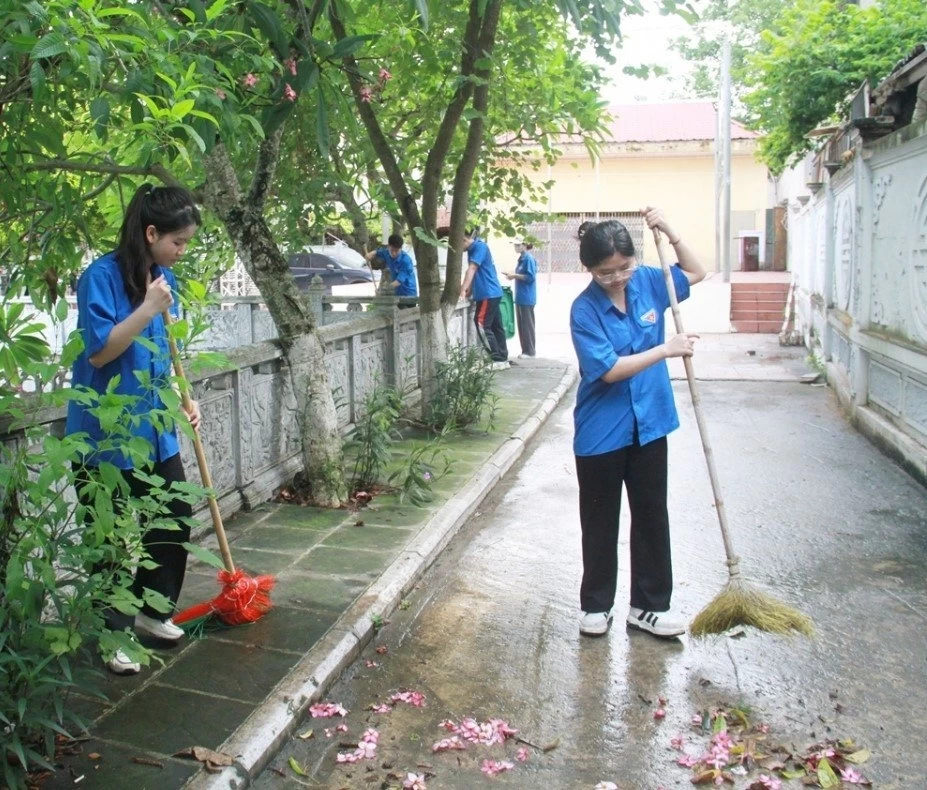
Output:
[
  {"xmin": 515, "ymin": 304, "xmax": 535, "ymax": 357},
  {"xmin": 74, "ymin": 453, "xmax": 192, "ymax": 629},
  {"xmin": 474, "ymin": 297, "xmax": 508, "ymax": 362},
  {"xmin": 575, "ymin": 436, "xmax": 672, "ymax": 614}
]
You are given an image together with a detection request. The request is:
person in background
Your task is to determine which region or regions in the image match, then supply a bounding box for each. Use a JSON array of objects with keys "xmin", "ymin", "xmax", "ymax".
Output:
[
  {"xmin": 570, "ymin": 207, "xmax": 705, "ymax": 639},
  {"xmin": 66, "ymin": 183, "xmax": 202, "ymax": 675},
  {"xmin": 504, "ymin": 241, "xmax": 537, "ymax": 358},
  {"xmin": 460, "ymin": 228, "xmax": 509, "ymax": 370},
  {"xmin": 365, "ymin": 233, "xmax": 417, "ymax": 305}
]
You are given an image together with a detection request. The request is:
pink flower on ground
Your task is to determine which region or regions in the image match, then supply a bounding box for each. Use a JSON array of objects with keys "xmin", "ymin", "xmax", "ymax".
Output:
[
  {"xmin": 365, "ymin": 659, "xmax": 379, "ymax": 668},
  {"xmin": 840, "ymin": 767, "xmax": 865, "ymax": 784},
  {"xmin": 379, "ymin": 68, "xmax": 392, "ymax": 81},
  {"xmin": 691, "ymin": 714, "xmax": 704, "ymax": 726},
  {"xmin": 324, "ymin": 728, "xmax": 333, "ymax": 738},
  {"xmin": 371, "ymin": 703, "xmax": 392, "ymax": 714},
  {"xmin": 653, "ymin": 708, "xmax": 666, "ymax": 719},
  {"xmin": 676, "ymin": 754, "xmax": 698, "ymax": 767},
  {"xmin": 711, "ymin": 730, "xmax": 733, "ymax": 749},
  {"xmin": 403, "ymin": 774, "xmax": 427, "ymax": 790},
  {"xmin": 480, "ymin": 759, "xmax": 514, "ymax": 777},
  {"xmin": 359, "ymin": 86, "xmax": 373, "ymax": 102},
  {"xmin": 335, "ymin": 723, "xmax": 348, "ymax": 733},
  {"xmin": 335, "ymin": 751, "xmax": 361, "ymax": 764},
  {"xmin": 516, "ymin": 747, "xmax": 529, "ymax": 762},
  {"xmin": 391, "ymin": 690, "xmax": 426, "ymax": 707},
  {"xmin": 355, "ymin": 740, "xmax": 377, "ymax": 759},
  {"xmin": 594, "ymin": 784, "xmax": 618, "ymax": 790},
  {"xmin": 361, "ymin": 728, "xmax": 379, "ymax": 744},
  {"xmin": 670, "ymin": 733, "xmax": 686, "ymax": 750},
  {"xmin": 751, "ymin": 775, "xmax": 782, "ymax": 790},
  {"xmin": 242, "ymin": 72, "xmax": 258, "ymax": 88},
  {"xmin": 284, "ymin": 83, "xmax": 297, "ymax": 102},
  {"xmin": 432, "ymin": 736, "xmax": 466, "ymax": 753},
  {"xmin": 284, "ymin": 58, "xmax": 298, "ymax": 76},
  {"xmin": 309, "ymin": 702, "xmax": 348, "ymax": 718}
]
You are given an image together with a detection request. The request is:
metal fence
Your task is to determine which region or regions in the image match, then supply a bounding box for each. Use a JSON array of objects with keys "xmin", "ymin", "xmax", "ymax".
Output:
[{"xmin": 523, "ymin": 212, "xmax": 646, "ymax": 273}]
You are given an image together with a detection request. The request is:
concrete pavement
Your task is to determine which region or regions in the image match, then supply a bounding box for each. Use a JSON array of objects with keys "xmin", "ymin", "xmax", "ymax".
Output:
[{"xmin": 47, "ymin": 324, "xmax": 846, "ymax": 790}]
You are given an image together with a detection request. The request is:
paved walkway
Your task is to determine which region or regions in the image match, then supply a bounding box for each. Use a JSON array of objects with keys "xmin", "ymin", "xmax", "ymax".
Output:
[{"xmin": 48, "ymin": 333, "xmax": 814, "ymax": 790}]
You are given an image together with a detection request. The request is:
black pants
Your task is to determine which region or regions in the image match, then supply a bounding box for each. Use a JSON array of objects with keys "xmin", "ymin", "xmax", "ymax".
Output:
[
  {"xmin": 515, "ymin": 304, "xmax": 535, "ymax": 357},
  {"xmin": 74, "ymin": 453, "xmax": 191, "ymax": 629},
  {"xmin": 575, "ymin": 437, "xmax": 672, "ymax": 614},
  {"xmin": 474, "ymin": 297, "xmax": 508, "ymax": 362}
]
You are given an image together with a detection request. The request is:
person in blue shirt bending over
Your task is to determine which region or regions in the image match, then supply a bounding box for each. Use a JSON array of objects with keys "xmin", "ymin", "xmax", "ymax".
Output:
[
  {"xmin": 504, "ymin": 241, "xmax": 538, "ymax": 358},
  {"xmin": 461, "ymin": 228, "xmax": 509, "ymax": 370},
  {"xmin": 570, "ymin": 207, "xmax": 705, "ymax": 640},
  {"xmin": 365, "ymin": 233, "xmax": 417, "ymax": 306},
  {"xmin": 66, "ymin": 183, "xmax": 202, "ymax": 675}
]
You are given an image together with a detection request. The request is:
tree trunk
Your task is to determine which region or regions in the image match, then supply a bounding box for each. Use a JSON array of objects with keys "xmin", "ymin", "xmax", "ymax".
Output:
[{"xmin": 202, "ymin": 143, "xmax": 346, "ymax": 507}]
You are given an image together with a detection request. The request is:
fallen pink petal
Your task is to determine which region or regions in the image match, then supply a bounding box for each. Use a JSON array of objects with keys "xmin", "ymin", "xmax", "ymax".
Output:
[
  {"xmin": 677, "ymin": 754, "xmax": 698, "ymax": 767},
  {"xmin": 480, "ymin": 759, "xmax": 514, "ymax": 777},
  {"xmin": 654, "ymin": 708, "xmax": 666, "ymax": 719},
  {"xmin": 390, "ymin": 690, "xmax": 426, "ymax": 707},
  {"xmin": 335, "ymin": 723, "xmax": 348, "ymax": 733},
  {"xmin": 371, "ymin": 703, "xmax": 392, "ymax": 714},
  {"xmin": 432, "ymin": 736, "xmax": 467, "ymax": 753},
  {"xmin": 670, "ymin": 733, "xmax": 686, "ymax": 750},
  {"xmin": 840, "ymin": 766, "xmax": 865, "ymax": 784},
  {"xmin": 309, "ymin": 702, "xmax": 348, "ymax": 718},
  {"xmin": 365, "ymin": 659, "xmax": 379, "ymax": 668},
  {"xmin": 403, "ymin": 773, "xmax": 427, "ymax": 790},
  {"xmin": 361, "ymin": 728, "xmax": 380, "ymax": 744},
  {"xmin": 516, "ymin": 747, "xmax": 529, "ymax": 762}
]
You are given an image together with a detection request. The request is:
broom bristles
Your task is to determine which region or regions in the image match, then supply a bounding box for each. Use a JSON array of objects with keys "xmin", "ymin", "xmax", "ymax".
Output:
[
  {"xmin": 172, "ymin": 571, "xmax": 276, "ymax": 627},
  {"xmin": 689, "ymin": 576, "xmax": 814, "ymax": 637}
]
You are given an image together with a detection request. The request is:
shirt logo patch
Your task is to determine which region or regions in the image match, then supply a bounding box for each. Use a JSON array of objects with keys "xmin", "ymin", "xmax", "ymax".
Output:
[{"xmin": 640, "ymin": 308, "xmax": 657, "ymax": 324}]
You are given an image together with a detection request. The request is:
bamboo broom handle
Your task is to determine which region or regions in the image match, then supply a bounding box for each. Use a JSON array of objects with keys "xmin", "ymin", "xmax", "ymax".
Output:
[
  {"xmin": 652, "ymin": 230, "xmax": 741, "ymax": 577},
  {"xmin": 162, "ymin": 311, "xmax": 236, "ymax": 574}
]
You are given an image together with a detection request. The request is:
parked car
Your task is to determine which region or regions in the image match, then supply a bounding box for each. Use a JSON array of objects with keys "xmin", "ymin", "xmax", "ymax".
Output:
[{"xmin": 287, "ymin": 251, "xmax": 374, "ymax": 291}]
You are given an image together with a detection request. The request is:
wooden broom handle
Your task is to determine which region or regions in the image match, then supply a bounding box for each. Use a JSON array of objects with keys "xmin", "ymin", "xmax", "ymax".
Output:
[
  {"xmin": 652, "ymin": 229, "xmax": 740, "ymax": 573},
  {"xmin": 162, "ymin": 311, "xmax": 236, "ymax": 574}
]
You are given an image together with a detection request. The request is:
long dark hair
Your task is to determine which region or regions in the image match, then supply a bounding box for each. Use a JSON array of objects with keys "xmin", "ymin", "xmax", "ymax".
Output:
[
  {"xmin": 116, "ymin": 183, "xmax": 201, "ymax": 306},
  {"xmin": 577, "ymin": 219, "xmax": 635, "ymax": 269}
]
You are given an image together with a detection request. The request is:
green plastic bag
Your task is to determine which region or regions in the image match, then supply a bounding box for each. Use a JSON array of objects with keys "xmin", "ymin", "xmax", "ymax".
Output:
[{"xmin": 500, "ymin": 286, "xmax": 515, "ymax": 339}]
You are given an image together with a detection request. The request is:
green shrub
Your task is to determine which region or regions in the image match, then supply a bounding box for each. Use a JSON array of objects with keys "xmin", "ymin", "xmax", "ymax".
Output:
[{"xmin": 424, "ymin": 344, "xmax": 498, "ymax": 432}]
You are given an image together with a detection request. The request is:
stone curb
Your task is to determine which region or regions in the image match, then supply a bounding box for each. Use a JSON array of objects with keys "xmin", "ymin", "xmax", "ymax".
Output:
[{"xmin": 184, "ymin": 365, "xmax": 578, "ymax": 790}]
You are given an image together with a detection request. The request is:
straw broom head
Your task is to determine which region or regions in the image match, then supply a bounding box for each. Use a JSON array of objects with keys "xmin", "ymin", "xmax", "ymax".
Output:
[{"xmin": 689, "ymin": 574, "xmax": 814, "ymax": 637}]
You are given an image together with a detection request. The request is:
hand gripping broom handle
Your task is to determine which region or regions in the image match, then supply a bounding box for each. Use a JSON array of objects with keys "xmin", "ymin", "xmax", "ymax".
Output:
[
  {"xmin": 162, "ymin": 311, "xmax": 236, "ymax": 574},
  {"xmin": 652, "ymin": 230, "xmax": 741, "ymax": 578}
]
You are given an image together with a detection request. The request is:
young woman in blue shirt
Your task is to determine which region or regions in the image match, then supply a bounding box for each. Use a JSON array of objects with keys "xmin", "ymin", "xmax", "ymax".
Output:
[
  {"xmin": 504, "ymin": 242, "xmax": 537, "ymax": 357},
  {"xmin": 66, "ymin": 184, "xmax": 202, "ymax": 673},
  {"xmin": 570, "ymin": 207, "xmax": 705, "ymax": 638}
]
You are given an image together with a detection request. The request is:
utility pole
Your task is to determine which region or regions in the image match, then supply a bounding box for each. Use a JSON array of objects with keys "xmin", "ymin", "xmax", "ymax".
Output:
[{"xmin": 719, "ymin": 37, "xmax": 732, "ymax": 283}]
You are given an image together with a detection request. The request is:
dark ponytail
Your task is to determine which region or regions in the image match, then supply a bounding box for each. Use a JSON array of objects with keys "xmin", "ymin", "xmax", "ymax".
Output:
[
  {"xmin": 578, "ymin": 219, "xmax": 635, "ymax": 269},
  {"xmin": 116, "ymin": 183, "xmax": 202, "ymax": 306}
]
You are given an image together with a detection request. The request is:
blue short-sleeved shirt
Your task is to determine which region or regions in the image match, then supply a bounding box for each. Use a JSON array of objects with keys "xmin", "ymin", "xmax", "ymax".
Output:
[
  {"xmin": 65, "ymin": 252, "xmax": 181, "ymax": 469},
  {"xmin": 376, "ymin": 247, "xmax": 417, "ymax": 297},
  {"xmin": 570, "ymin": 264, "xmax": 691, "ymax": 456},
  {"xmin": 467, "ymin": 239, "xmax": 503, "ymax": 301},
  {"xmin": 514, "ymin": 251, "xmax": 537, "ymax": 306}
]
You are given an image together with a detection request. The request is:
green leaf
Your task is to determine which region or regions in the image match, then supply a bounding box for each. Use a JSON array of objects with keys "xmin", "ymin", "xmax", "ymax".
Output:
[
  {"xmin": 31, "ymin": 30, "xmax": 67, "ymax": 60},
  {"xmin": 247, "ymin": 3, "xmax": 289, "ymax": 58},
  {"xmin": 845, "ymin": 748, "xmax": 871, "ymax": 764},
  {"xmin": 332, "ymin": 36, "xmax": 370, "ymax": 58},
  {"xmin": 181, "ymin": 542, "xmax": 226, "ymax": 570},
  {"xmin": 817, "ymin": 756, "xmax": 839, "ymax": 787},
  {"xmin": 315, "ymin": 89, "xmax": 329, "ymax": 158},
  {"xmin": 288, "ymin": 756, "xmax": 308, "ymax": 777}
]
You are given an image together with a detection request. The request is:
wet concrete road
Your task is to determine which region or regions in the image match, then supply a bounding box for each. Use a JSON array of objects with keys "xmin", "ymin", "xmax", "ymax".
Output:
[{"xmin": 254, "ymin": 381, "xmax": 927, "ymax": 789}]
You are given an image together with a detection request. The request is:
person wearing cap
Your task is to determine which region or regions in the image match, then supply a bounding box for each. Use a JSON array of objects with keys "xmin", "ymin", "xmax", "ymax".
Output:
[{"xmin": 504, "ymin": 241, "xmax": 537, "ymax": 358}]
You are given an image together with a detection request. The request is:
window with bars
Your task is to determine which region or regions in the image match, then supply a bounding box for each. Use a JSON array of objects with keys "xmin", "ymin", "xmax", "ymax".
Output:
[{"xmin": 522, "ymin": 212, "xmax": 645, "ymax": 272}]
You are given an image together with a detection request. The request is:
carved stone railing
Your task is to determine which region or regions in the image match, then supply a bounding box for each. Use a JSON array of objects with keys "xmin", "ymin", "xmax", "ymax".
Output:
[{"xmin": 2, "ymin": 297, "xmax": 475, "ymax": 524}]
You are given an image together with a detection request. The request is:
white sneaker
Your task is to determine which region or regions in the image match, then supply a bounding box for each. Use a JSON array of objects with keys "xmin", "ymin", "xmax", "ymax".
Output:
[
  {"xmin": 490, "ymin": 361, "xmax": 510, "ymax": 371},
  {"xmin": 106, "ymin": 649, "xmax": 141, "ymax": 675},
  {"xmin": 135, "ymin": 613, "xmax": 184, "ymax": 641},
  {"xmin": 626, "ymin": 607, "xmax": 686, "ymax": 638},
  {"xmin": 579, "ymin": 610, "xmax": 613, "ymax": 636}
]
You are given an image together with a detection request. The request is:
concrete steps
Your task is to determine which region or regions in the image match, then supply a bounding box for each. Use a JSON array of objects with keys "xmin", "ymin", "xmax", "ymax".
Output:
[{"xmin": 730, "ymin": 281, "xmax": 789, "ymax": 334}]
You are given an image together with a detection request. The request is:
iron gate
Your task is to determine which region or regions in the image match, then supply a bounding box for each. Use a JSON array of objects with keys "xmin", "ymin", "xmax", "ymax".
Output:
[{"xmin": 523, "ymin": 212, "xmax": 645, "ymax": 273}]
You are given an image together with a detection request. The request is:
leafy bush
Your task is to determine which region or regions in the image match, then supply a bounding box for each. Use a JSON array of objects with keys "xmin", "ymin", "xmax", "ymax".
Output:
[
  {"xmin": 388, "ymin": 439, "xmax": 452, "ymax": 506},
  {"xmin": 424, "ymin": 344, "xmax": 498, "ymax": 432},
  {"xmin": 345, "ymin": 383, "xmax": 405, "ymax": 491}
]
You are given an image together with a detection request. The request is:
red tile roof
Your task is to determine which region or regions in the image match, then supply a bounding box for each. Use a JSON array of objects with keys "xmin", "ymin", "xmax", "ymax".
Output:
[{"xmin": 603, "ymin": 101, "xmax": 757, "ymax": 143}]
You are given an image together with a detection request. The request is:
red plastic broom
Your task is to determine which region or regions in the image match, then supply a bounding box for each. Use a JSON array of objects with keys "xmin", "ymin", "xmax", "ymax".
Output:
[{"xmin": 163, "ymin": 311, "xmax": 275, "ymax": 626}]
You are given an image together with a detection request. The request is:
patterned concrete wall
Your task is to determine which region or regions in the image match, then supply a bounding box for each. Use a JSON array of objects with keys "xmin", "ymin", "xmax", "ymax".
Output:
[
  {"xmin": 4, "ymin": 300, "xmax": 475, "ymax": 519},
  {"xmin": 788, "ymin": 120, "xmax": 927, "ymax": 450}
]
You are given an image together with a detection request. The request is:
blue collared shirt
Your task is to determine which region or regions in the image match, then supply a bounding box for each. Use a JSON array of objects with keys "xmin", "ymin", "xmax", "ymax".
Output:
[
  {"xmin": 514, "ymin": 251, "xmax": 537, "ymax": 306},
  {"xmin": 376, "ymin": 247, "xmax": 417, "ymax": 297},
  {"xmin": 467, "ymin": 239, "xmax": 503, "ymax": 301},
  {"xmin": 65, "ymin": 252, "xmax": 181, "ymax": 469},
  {"xmin": 570, "ymin": 264, "xmax": 690, "ymax": 456}
]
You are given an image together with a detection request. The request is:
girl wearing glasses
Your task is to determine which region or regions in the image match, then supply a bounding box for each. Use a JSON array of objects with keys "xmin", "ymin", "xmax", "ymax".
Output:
[{"xmin": 570, "ymin": 207, "xmax": 705, "ymax": 639}]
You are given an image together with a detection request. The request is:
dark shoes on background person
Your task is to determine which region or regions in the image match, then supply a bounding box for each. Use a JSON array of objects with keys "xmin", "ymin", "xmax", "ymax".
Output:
[{"xmin": 626, "ymin": 607, "xmax": 686, "ymax": 638}]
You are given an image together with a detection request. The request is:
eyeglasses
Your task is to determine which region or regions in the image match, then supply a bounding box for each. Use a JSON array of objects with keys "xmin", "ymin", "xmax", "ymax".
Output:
[{"xmin": 590, "ymin": 262, "xmax": 637, "ymax": 284}]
